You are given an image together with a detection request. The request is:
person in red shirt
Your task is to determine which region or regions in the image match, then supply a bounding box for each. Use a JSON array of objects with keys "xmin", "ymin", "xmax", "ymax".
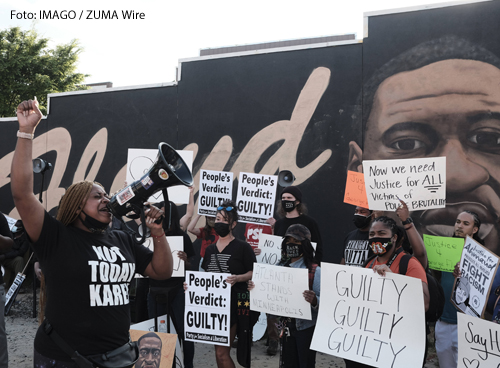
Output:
[{"xmin": 188, "ymin": 214, "xmax": 218, "ymax": 270}]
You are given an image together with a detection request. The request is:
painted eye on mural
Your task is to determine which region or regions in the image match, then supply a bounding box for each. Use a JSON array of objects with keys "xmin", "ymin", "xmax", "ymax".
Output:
[
  {"xmin": 467, "ymin": 130, "xmax": 500, "ymax": 151},
  {"xmin": 389, "ymin": 138, "xmax": 426, "ymax": 151}
]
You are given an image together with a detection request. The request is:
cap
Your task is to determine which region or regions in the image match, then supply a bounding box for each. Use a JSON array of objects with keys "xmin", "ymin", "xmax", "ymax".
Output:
[
  {"xmin": 284, "ymin": 224, "xmax": 311, "ymax": 241},
  {"xmin": 281, "ymin": 186, "xmax": 302, "ymax": 202}
]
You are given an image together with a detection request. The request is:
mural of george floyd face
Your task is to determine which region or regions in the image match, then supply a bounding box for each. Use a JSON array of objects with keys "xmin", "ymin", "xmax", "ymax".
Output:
[{"xmin": 348, "ymin": 35, "xmax": 500, "ymax": 254}]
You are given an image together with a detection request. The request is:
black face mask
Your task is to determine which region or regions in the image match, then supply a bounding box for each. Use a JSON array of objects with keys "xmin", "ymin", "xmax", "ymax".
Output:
[
  {"xmin": 214, "ymin": 222, "xmax": 231, "ymax": 237},
  {"xmin": 369, "ymin": 237, "xmax": 393, "ymax": 255},
  {"xmin": 353, "ymin": 214, "xmax": 372, "ymax": 229},
  {"xmin": 282, "ymin": 200, "xmax": 296, "ymax": 213},
  {"xmin": 285, "ymin": 242, "xmax": 303, "ymax": 259},
  {"xmin": 81, "ymin": 210, "xmax": 109, "ymax": 234}
]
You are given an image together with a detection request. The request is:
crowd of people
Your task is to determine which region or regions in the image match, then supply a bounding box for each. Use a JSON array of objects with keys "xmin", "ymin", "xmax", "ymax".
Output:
[{"xmin": 2, "ymin": 96, "xmax": 500, "ymax": 368}]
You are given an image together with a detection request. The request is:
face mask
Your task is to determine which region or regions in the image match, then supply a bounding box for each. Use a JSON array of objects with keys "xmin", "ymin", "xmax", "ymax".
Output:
[
  {"xmin": 369, "ymin": 237, "xmax": 393, "ymax": 255},
  {"xmin": 81, "ymin": 210, "xmax": 109, "ymax": 234},
  {"xmin": 214, "ymin": 222, "xmax": 231, "ymax": 237},
  {"xmin": 282, "ymin": 200, "xmax": 296, "ymax": 212},
  {"xmin": 353, "ymin": 214, "xmax": 372, "ymax": 229},
  {"xmin": 285, "ymin": 242, "xmax": 303, "ymax": 258}
]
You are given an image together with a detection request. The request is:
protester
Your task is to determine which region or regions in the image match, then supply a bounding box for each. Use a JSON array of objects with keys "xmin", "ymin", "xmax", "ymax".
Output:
[
  {"xmin": 341, "ymin": 206, "xmax": 374, "ymax": 267},
  {"xmin": 439, "ymin": 210, "xmax": 483, "ymax": 368},
  {"xmin": 250, "ymin": 224, "xmax": 320, "ymax": 368},
  {"xmin": 148, "ymin": 201, "xmax": 195, "ymax": 368},
  {"xmin": 11, "ymin": 98, "xmax": 173, "ymax": 366},
  {"xmin": 1, "ymin": 220, "xmax": 30, "ymax": 289},
  {"xmin": 198, "ymin": 200, "xmax": 256, "ymax": 368},
  {"xmin": 188, "ymin": 213, "xmax": 219, "ymax": 271},
  {"xmin": 0, "ymin": 212, "xmax": 14, "ymax": 368}
]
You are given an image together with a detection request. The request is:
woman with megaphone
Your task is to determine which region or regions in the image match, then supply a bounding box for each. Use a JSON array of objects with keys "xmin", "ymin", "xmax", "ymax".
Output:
[{"xmin": 11, "ymin": 99, "xmax": 174, "ymax": 368}]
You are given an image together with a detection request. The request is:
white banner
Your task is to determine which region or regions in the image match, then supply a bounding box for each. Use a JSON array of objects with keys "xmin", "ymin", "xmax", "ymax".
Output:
[
  {"xmin": 250, "ymin": 263, "xmax": 311, "ymax": 320},
  {"xmin": 362, "ymin": 157, "xmax": 446, "ymax": 211},
  {"xmin": 458, "ymin": 313, "xmax": 500, "ymax": 368},
  {"xmin": 452, "ymin": 236, "xmax": 499, "ymax": 318},
  {"xmin": 126, "ymin": 148, "xmax": 193, "ymax": 204},
  {"xmin": 311, "ymin": 263, "xmax": 426, "ymax": 368},
  {"xmin": 184, "ymin": 271, "xmax": 231, "ymax": 346},
  {"xmin": 198, "ymin": 170, "xmax": 233, "ymax": 216},
  {"xmin": 236, "ymin": 172, "xmax": 277, "ymax": 224}
]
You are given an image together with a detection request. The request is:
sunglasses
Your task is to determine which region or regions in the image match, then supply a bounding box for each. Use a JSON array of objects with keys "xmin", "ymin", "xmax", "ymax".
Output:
[{"xmin": 217, "ymin": 206, "xmax": 233, "ymax": 211}]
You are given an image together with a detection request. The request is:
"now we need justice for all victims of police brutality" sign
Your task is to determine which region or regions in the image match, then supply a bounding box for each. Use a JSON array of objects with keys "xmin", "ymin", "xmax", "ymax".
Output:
[
  {"xmin": 236, "ymin": 172, "xmax": 278, "ymax": 225},
  {"xmin": 198, "ymin": 170, "xmax": 233, "ymax": 216},
  {"xmin": 362, "ymin": 157, "xmax": 446, "ymax": 211}
]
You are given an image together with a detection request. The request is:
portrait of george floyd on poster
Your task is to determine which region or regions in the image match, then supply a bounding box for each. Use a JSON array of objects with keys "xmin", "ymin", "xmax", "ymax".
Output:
[
  {"xmin": 184, "ymin": 271, "xmax": 231, "ymax": 346},
  {"xmin": 311, "ymin": 263, "xmax": 426, "ymax": 368},
  {"xmin": 197, "ymin": 170, "xmax": 233, "ymax": 216},
  {"xmin": 362, "ymin": 157, "xmax": 446, "ymax": 212},
  {"xmin": 250, "ymin": 262, "xmax": 312, "ymax": 320},
  {"xmin": 452, "ymin": 236, "xmax": 500, "ymax": 318},
  {"xmin": 236, "ymin": 172, "xmax": 278, "ymax": 225},
  {"xmin": 129, "ymin": 327, "xmax": 178, "ymax": 368},
  {"xmin": 457, "ymin": 313, "xmax": 500, "ymax": 368}
]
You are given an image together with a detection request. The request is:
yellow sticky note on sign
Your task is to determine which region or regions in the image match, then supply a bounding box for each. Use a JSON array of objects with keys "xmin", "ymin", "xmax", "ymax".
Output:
[{"xmin": 343, "ymin": 171, "xmax": 369, "ymax": 208}]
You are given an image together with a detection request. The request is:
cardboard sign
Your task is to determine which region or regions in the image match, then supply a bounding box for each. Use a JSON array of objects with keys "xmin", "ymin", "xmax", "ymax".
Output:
[
  {"xmin": 236, "ymin": 172, "xmax": 278, "ymax": 225},
  {"xmin": 311, "ymin": 263, "xmax": 426, "ymax": 368},
  {"xmin": 362, "ymin": 157, "xmax": 446, "ymax": 211},
  {"xmin": 452, "ymin": 236, "xmax": 499, "ymax": 318},
  {"xmin": 343, "ymin": 171, "xmax": 369, "ymax": 208},
  {"xmin": 250, "ymin": 263, "xmax": 311, "ymax": 320},
  {"xmin": 136, "ymin": 236, "xmax": 185, "ymax": 278},
  {"xmin": 126, "ymin": 148, "xmax": 193, "ymax": 204},
  {"xmin": 458, "ymin": 313, "xmax": 500, "ymax": 368},
  {"xmin": 184, "ymin": 271, "xmax": 231, "ymax": 346},
  {"xmin": 198, "ymin": 170, "xmax": 233, "ymax": 216},
  {"xmin": 129, "ymin": 325, "xmax": 178, "ymax": 368},
  {"xmin": 423, "ymin": 234, "xmax": 465, "ymax": 272}
]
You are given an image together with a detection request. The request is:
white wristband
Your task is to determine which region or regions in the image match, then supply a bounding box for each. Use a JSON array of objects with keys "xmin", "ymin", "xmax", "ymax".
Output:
[{"xmin": 17, "ymin": 131, "xmax": 34, "ymax": 140}]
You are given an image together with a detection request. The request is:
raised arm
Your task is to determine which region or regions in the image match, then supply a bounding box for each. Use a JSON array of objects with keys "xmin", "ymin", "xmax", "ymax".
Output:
[
  {"xmin": 396, "ymin": 200, "xmax": 428, "ymax": 269},
  {"xmin": 143, "ymin": 205, "xmax": 173, "ymax": 279},
  {"xmin": 180, "ymin": 186, "xmax": 195, "ymax": 232},
  {"xmin": 11, "ymin": 99, "xmax": 45, "ymax": 243},
  {"xmin": 187, "ymin": 213, "xmax": 202, "ymax": 237}
]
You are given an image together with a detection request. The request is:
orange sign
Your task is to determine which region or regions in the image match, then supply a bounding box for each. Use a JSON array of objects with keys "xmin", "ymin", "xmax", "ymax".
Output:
[{"xmin": 343, "ymin": 171, "xmax": 369, "ymax": 208}]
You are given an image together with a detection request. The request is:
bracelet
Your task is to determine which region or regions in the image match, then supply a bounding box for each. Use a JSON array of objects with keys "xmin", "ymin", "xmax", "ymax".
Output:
[
  {"xmin": 151, "ymin": 232, "xmax": 165, "ymax": 239},
  {"xmin": 404, "ymin": 223, "xmax": 414, "ymax": 230},
  {"xmin": 17, "ymin": 130, "xmax": 34, "ymax": 140}
]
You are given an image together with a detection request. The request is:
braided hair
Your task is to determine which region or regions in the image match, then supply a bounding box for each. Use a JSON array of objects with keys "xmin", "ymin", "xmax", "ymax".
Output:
[{"xmin": 56, "ymin": 181, "xmax": 103, "ymax": 226}]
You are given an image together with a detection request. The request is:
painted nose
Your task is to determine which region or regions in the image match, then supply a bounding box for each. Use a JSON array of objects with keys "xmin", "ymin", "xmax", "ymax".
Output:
[{"xmin": 440, "ymin": 139, "xmax": 489, "ymax": 192}]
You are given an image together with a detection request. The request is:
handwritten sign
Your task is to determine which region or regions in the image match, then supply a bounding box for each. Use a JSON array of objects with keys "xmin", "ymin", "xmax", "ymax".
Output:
[
  {"xmin": 198, "ymin": 170, "xmax": 233, "ymax": 216},
  {"xmin": 344, "ymin": 171, "xmax": 369, "ymax": 208},
  {"xmin": 136, "ymin": 236, "xmax": 185, "ymax": 278},
  {"xmin": 126, "ymin": 148, "xmax": 193, "ymax": 204},
  {"xmin": 458, "ymin": 313, "xmax": 500, "ymax": 368},
  {"xmin": 250, "ymin": 263, "xmax": 311, "ymax": 320},
  {"xmin": 184, "ymin": 271, "xmax": 231, "ymax": 346},
  {"xmin": 362, "ymin": 157, "xmax": 446, "ymax": 211},
  {"xmin": 236, "ymin": 172, "xmax": 278, "ymax": 225},
  {"xmin": 423, "ymin": 234, "xmax": 465, "ymax": 272},
  {"xmin": 255, "ymin": 234, "xmax": 282, "ymax": 265},
  {"xmin": 311, "ymin": 263, "xmax": 426, "ymax": 368},
  {"xmin": 452, "ymin": 236, "xmax": 499, "ymax": 318}
]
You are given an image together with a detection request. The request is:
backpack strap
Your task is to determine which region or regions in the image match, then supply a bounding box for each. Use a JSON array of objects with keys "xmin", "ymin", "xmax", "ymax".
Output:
[{"xmin": 397, "ymin": 254, "xmax": 412, "ymax": 275}]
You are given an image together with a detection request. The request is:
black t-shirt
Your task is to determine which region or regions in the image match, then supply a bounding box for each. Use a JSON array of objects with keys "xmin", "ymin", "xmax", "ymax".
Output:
[
  {"xmin": 33, "ymin": 212, "xmax": 153, "ymax": 360},
  {"xmin": 0, "ymin": 212, "xmax": 13, "ymax": 284},
  {"xmin": 149, "ymin": 230, "xmax": 195, "ymax": 289},
  {"xmin": 343, "ymin": 229, "xmax": 372, "ymax": 267},
  {"xmin": 274, "ymin": 214, "xmax": 323, "ymax": 262},
  {"xmin": 202, "ymin": 238, "xmax": 256, "ymax": 292}
]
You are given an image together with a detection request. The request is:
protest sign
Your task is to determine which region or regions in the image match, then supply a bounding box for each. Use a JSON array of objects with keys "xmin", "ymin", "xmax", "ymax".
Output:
[
  {"xmin": 311, "ymin": 263, "xmax": 426, "ymax": 368},
  {"xmin": 184, "ymin": 271, "xmax": 231, "ymax": 346},
  {"xmin": 452, "ymin": 236, "xmax": 499, "ymax": 318},
  {"xmin": 135, "ymin": 236, "xmax": 184, "ymax": 278},
  {"xmin": 423, "ymin": 234, "xmax": 465, "ymax": 272},
  {"xmin": 256, "ymin": 234, "xmax": 282, "ymax": 265},
  {"xmin": 198, "ymin": 170, "xmax": 233, "ymax": 216},
  {"xmin": 129, "ymin": 323, "xmax": 178, "ymax": 368},
  {"xmin": 236, "ymin": 172, "xmax": 278, "ymax": 224},
  {"xmin": 3, "ymin": 214, "xmax": 17, "ymax": 231},
  {"xmin": 126, "ymin": 148, "xmax": 193, "ymax": 204},
  {"xmin": 362, "ymin": 157, "xmax": 446, "ymax": 211},
  {"xmin": 250, "ymin": 263, "xmax": 311, "ymax": 320},
  {"xmin": 458, "ymin": 313, "xmax": 500, "ymax": 368},
  {"xmin": 344, "ymin": 171, "xmax": 369, "ymax": 208}
]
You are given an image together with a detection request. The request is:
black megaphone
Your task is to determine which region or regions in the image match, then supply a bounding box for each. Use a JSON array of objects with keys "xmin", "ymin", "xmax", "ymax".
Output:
[
  {"xmin": 108, "ymin": 142, "xmax": 193, "ymax": 242},
  {"xmin": 278, "ymin": 170, "xmax": 295, "ymax": 187}
]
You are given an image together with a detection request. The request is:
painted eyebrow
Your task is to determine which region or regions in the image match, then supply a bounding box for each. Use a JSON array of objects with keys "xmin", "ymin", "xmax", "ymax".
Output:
[
  {"xmin": 381, "ymin": 122, "xmax": 438, "ymax": 138},
  {"xmin": 467, "ymin": 112, "xmax": 500, "ymax": 124}
]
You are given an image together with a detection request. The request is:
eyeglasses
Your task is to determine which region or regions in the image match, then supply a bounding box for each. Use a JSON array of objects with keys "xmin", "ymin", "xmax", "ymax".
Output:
[{"xmin": 217, "ymin": 206, "xmax": 233, "ymax": 211}]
